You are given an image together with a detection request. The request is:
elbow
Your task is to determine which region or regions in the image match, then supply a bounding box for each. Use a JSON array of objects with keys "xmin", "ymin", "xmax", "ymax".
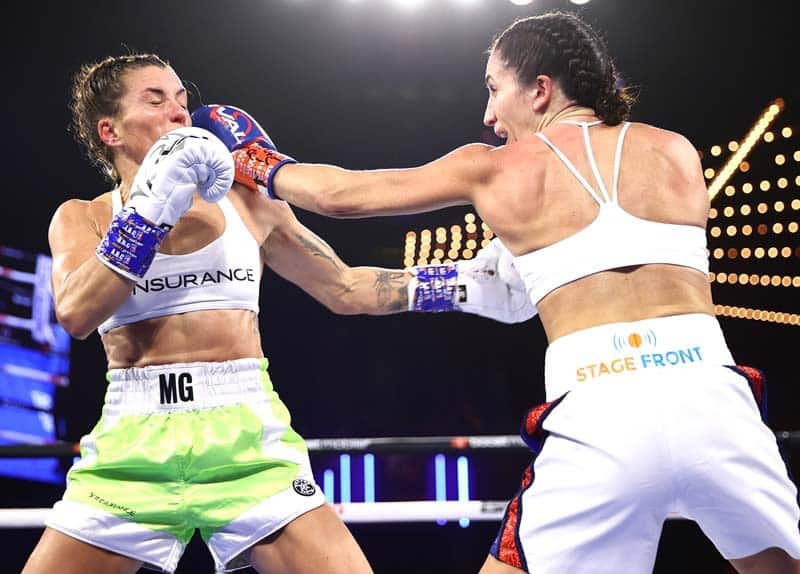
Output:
[
  {"xmin": 320, "ymin": 276, "xmax": 367, "ymax": 316},
  {"xmin": 313, "ymin": 190, "xmax": 364, "ymax": 219},
  {"xmin": 322, "ymin": 293, "xmax": 363, "ymax": 316},
  {"xmin": 55, "ymin": 305, "xmax": 93, "ymax": 340}
]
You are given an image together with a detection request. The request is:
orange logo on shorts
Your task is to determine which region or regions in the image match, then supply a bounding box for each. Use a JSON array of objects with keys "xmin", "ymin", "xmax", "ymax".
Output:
[{"xmin": 613, "ymin": 329, "xmax": 657, "ymax": 352}]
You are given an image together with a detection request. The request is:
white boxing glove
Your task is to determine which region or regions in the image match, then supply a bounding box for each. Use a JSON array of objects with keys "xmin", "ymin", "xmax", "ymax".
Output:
[
  {"xmin": 96, "ymin": 127, "xmax": 234, "ymax": 281},
  {"xmin": 127, "ymin": 126, "xmax": 234, "ymax": 229},
  {"xmin": 408, "ymin": 238, "xmax": 537, "ymax": 324}
]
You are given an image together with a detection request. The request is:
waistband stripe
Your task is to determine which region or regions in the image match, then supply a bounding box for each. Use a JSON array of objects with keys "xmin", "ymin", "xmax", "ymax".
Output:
[{"xmin": 104, "ymin": 358, "xmax": 269, "ymax": 414}]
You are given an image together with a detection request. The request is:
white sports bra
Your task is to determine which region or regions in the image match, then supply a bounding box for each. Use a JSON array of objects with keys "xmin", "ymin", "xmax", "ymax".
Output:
[
  {"xmin": 98, "ymin": 189, "xmax": 262, "ymax": 335},
  {"xmin": 513, "ymin": 121, "xmax": 708, "ymax": 305}
]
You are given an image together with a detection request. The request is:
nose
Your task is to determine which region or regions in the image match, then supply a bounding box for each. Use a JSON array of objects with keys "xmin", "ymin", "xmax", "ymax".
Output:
[
  {"xmin": 483, "ymin": 99, "xmax": 496, "ymax": 128},
  {"xmin": 169, "ymin": 100, "xmax": 191, "ymax": 127}
]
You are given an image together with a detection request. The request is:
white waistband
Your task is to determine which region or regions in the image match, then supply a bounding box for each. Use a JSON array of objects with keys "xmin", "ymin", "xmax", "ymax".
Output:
[
  {"xmin": 104, "ymin": 358, "xmax": 270, "ymax": 415},
  {"xmin": 544, "ymin": 314, "xmax": 735, "ymax": 401}
]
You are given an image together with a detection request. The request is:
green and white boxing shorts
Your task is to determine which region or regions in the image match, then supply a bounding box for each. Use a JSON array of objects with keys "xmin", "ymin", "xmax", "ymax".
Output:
[{"xmin": 46, "ymin": 358, "xmax": 325, "ymax": 573}]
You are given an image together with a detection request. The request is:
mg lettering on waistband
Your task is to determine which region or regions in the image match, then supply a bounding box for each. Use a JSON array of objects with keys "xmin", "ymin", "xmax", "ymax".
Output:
[{"xmin": 159, "ymin": 372, "xmax": 194, "ymax": 404}]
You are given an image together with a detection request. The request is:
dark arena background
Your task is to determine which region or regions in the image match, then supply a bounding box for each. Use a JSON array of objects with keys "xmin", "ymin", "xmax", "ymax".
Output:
[{"xmin": 1, "ymin": 0, "xmax": 796, "ymax": 572}]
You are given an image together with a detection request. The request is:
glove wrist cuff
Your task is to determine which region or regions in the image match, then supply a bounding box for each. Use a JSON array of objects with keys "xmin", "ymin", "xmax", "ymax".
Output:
[
  {"xmin": 409, "ymin": 264, "xmax": 459, "ymax": 312},
  {"xmin": 96, "ymin": 207, "xmax": 168, "ymax": 280},
  {"xmin": 233, "ymin": 141, "xmax": 296, "ymax": 200}
]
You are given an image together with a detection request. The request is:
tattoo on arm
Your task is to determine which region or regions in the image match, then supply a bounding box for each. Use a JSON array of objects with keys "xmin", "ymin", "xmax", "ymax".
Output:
[
  {"xmin": 374, "ymin": 270, "xmax": 409, "ymax": 312},
  {"xmin": 291, "ymin": 231, "xmax": 408, "ymax": 313},
  {"xmin": 294, "ymin": 233, "xmax": 343, "ymax": 271}
]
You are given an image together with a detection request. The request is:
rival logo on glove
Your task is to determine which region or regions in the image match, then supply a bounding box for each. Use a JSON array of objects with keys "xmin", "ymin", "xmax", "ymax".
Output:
[{"xmin": 208, "ymin": 106, "xmax": 253, "ymax": 146}]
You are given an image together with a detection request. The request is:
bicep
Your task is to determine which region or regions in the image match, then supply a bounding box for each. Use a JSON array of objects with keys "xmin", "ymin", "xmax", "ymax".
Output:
[{"xmin": 48, "ymin": 201, "xmax": 104, "ymax": 297}]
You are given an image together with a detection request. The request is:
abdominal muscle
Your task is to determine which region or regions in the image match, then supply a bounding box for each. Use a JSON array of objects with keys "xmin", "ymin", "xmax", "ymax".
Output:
[
  {"xmin": 101, "ymin": 308, "xmax": 264, "ymax": 369},
  {"xmin": 537, "ymin": 263, "xmax": 715, "ymax": 343}
]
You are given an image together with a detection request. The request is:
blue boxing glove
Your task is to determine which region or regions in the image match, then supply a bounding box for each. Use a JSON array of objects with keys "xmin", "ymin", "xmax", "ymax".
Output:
[{"xmin": 191, "ymin": 104, "xmax": 295, "ymax": 199}]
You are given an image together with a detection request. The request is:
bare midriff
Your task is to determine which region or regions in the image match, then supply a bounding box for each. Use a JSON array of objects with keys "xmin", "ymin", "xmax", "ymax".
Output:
[
  {"xmin": 101, "ymin": 308, "xmax": 264, "ymax": 369},
  {"xmin": 537, "ymin": 263, "xmax": 715, "ymax": 343}
]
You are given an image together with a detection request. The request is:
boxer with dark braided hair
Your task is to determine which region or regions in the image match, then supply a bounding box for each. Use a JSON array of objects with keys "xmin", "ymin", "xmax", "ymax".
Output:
[
  {"xmin": 237, "ymin": 10, "xmax": 800, "ymax": 574},
  {"xmin": 490, "ymin": 12, "xmax": 633, "ymax": 127}
]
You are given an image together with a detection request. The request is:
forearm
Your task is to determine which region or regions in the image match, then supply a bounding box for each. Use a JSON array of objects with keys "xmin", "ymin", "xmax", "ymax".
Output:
[
  {"xmin": 274, "ymin": 163, "xmax": 376, "ymax": 218},
  {"xmin": 335, "ymin": 267, "xmax": 411, "ymax": 315},
  {"xmin": 54, "ymin": 256, "xmax": 133, "ymax": 339},
  {"xmin": 262, "ymin": 218, "xmax": 412, "ymax": 315}
]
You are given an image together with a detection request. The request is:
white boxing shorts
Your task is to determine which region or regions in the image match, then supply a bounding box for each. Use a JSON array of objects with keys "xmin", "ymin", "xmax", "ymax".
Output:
[{"xmin": 491, "ymin": 313, "xmax": 800, "ymax": 573}]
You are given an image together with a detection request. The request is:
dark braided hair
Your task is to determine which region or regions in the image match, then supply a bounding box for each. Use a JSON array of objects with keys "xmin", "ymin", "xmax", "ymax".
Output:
[
  {"xmin": 489, "ymin": 11, "xmax": 636, "ymax": 126},
  {"xmin": 69, "ymin": 53, "xmax": 170, "ymax": 183}
]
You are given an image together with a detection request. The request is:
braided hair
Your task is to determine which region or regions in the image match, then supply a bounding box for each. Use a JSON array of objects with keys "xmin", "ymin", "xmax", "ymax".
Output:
[
  {"xmin": 69, "ymin": 53, "xmax": 170, "ymax": 183},
  {"xmin": 489, "ymin": 11, "xmax": 636, "ymax": 125}
]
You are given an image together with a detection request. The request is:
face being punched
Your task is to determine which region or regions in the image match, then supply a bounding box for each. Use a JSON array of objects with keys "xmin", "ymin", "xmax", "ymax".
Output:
[
  {"xmin": 99, "ymin": 65, "xmax": 191, "ymax": 168},
  {"xmin": 483, "ymin": 50, "xmax": 540, "ymax": 143}
]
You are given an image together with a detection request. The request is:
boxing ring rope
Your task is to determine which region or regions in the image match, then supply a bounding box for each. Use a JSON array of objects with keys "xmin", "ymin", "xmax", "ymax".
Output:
[
  {"xmin": 1, "ymin": 432, "xmax": 799, "ymax": 458},
  {"xmin": 2, "ymin": 432, "xmax": 798, "ymax": 528},
  {"xmin": 0, "ymin": 502, "xmax": 511, "ymax": 529}
]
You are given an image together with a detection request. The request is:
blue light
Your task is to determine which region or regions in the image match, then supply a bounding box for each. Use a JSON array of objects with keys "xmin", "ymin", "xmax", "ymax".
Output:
[
  {"xmin": 323, "ymin": 469, "xmax": 335, "ymax": 503},
  {"xmin": 363, "ymin": 453, "xmax": 375, "ymax": 503},
  {"xmin": 435, "ymin": 454, "xmax": 447, "ymax": 501},
  {"xmin": 457, "ymin": 456, "xmax": 470, "ymax": 528},
  {"xmin": 435, "ymin": 453, "xmax": 447, "ymax": 525},
  {"xmin": 340, "ymin": 454, "xmax": 351, "ymax": 503}
]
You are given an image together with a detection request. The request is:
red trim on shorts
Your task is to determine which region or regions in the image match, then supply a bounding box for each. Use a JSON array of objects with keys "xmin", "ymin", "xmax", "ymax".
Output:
[
  {"xmin": 727, "ymin": 365, "xmax": 768, "ymax": 421},
  {"xmin": 496, "ymin": 464, "xmax": 533, "ymax": 569},
  {"xmin": 490, "ymin": 395, "xmax": 567, "ymax": 570},
  {"xmin": 521, "ymin": 395, "xmax": 566, "ymax": 452}
]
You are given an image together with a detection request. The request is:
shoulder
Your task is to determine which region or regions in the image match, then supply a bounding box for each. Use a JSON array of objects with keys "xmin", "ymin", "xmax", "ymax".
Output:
[
  {"xmin": 48, "ymin": 194, "xmax": 113, "ymax": 254},
  {"xmin": 439, "ymin": 142, "xmax": 521, "ymax": 186},
  {"xmin": 50, "ymin": 193, "xmax": 112, "ymax": 232},
  {"xmin": 486, "ymin": 136, "xmax": 552, "ymax": 175},
  {"xmin": 628, "ymin": 122, "xmax": 698, "ymax": 156},
  {"xmin": 439, "ymin": 142, "xmax": 499, "ymax": 171}
]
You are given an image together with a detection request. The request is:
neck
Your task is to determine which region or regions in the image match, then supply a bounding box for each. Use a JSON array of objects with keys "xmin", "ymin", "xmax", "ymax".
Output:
[
  {"xmin": 118, "ymin": 182, "xmax": 131, "ymax": 204},
  {"xmin": 536, "ymin": 104, "xmax": 598, "ymax": 132},
  {"xmin": 114, "ymin": 154, "xmax": 141, "ymax": 203}
]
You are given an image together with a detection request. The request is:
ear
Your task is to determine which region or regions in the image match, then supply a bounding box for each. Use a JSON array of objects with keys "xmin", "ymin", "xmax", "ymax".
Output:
[
  {"xmin": 97, "ymin": 117, "xmax": 121, "ymax": 148},
  {"xmin": 528, "ymin": 75, "xmax": 554, "ymax": 113}
]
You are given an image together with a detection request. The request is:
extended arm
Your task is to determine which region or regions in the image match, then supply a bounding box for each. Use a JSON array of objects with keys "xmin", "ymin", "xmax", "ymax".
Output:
[
  {"xmin": 260, "ymin": 201, "xmax": 535, "ymax": 323},
  {"xmin": 194, "ymin": 104, "xmax": 535, "ymax": 323},
  {"xmin": 271, "ymin": 148, "xmax": 489, "ymax": 218},
  {"xmin": 191, "ymin": 104, "xmax": 497, "ymax": 218},
  {"xmin": 260, "ymin": 202, "xmax": 410, "ymax": 315}
]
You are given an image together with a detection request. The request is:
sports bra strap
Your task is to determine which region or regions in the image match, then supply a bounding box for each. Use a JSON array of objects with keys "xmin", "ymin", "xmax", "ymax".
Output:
[
  {"xmin": 581, "ymin": 123, "xmax": 611, "ymax": 203},
  {"xmin": 535, "ymin": 132, "xmax": 607, "ymax": 206},
  {"xmin": 535, "ymin": 121, "xmax": 632, "ymax": 206},
  {"xmin": 611, "ymin": 122, "xmax": 632, "ymax": 202},
  {"xmin": 112, "ymin": 187, "xmax": 123, "ymax": 214}
]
